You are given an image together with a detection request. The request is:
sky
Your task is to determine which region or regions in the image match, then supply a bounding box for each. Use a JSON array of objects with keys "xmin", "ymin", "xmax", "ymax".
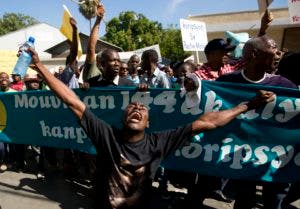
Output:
[{"xmin": 0, "ymin": 0, "xmax": 288, "ymax": 36}]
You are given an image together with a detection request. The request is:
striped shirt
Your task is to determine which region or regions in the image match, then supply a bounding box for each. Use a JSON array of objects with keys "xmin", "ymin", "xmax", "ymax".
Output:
[{"xmin": 195, "ymin": 60, "xmax": 244, "ymax": 81}]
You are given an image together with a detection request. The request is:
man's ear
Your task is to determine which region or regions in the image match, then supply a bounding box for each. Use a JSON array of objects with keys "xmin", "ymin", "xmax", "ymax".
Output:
[{"xmin": 146, "ymin": 120, "xmax": 149, "ymax": 128}]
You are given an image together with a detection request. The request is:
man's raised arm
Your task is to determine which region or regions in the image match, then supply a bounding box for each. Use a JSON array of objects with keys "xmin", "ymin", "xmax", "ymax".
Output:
[
  {"xmin": 67, "ymin": 17, "xmax": 78, "ymax": 68},
  {"xmin": 258, "ymin": 9, "xmax": 273, "ymax": 37},
  {"xmin": 82, "ymin": 4, "xmax": 105, "ymax": 81},
  {"xmin": 30, "ymin": 48, "xmax": 86, "ymax": 119},
  {"xmin": 85, "ymin": 4, "xmax": 105, "ymax": 64},
  {"xmin": 191, "ymin": 90, "xmax": 275, "ymax": 134}
]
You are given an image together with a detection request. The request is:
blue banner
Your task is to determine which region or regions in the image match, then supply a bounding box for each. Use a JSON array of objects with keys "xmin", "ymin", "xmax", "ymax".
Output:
[{"xmin": 0, "ymin": 81, "xmax": 299, "ymax": 182}]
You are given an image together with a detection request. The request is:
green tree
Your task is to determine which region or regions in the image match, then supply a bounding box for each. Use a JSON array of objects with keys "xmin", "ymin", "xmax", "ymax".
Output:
[
  {"xmin": 104, "ymin": 11, "xmax": 163, "ymax": 51},
  {"xmin": 160, "ymin": 26, "xmax": 191, "ymax": 62},
  {"xmin": 104, "ymin": 12, "xmax": 190, "ymax": 62},
  {"xmin": 0, "ymin": 13, "xmax": 38, "ymax": 35}
]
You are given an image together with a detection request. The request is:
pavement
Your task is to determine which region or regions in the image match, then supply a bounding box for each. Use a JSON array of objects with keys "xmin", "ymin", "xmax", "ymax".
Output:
[
  {"xmin": 0, "ymin": 169, "xmax": 299, "ymax": 209},
  {"xmin": 0, "ymin": 170, "xmax": 92, "ymax": 209}
]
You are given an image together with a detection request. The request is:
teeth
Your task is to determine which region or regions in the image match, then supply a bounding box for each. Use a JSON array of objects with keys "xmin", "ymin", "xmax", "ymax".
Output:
[{"xmin": 130, "ymin": 112, "xmax": 142, "ymax": 121}]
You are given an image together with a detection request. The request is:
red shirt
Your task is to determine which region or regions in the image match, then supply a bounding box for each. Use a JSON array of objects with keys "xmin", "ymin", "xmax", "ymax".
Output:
[
  {"xmin": 10, "ymin": 81, "xmax": 24, "ymax": 91},
  {"xmin": 195, "ymin": 60, "xmax": 244, "ymax": 81}
]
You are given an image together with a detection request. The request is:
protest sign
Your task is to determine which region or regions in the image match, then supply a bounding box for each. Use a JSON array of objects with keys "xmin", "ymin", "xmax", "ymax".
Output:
[
  {"xmin": 0, "ymin": 81, "xmax": 299, "ymax": 182},
  {"xmin": 180, "ymin": 19, "xmax": 207, "ymax": 52},
  {"xmin": 119, "ymin": 44, "xmax": 162, "ymax": 62},
  {"xmin": 288, "ymin": 0, "xmax": 300, "ymax": 24}
]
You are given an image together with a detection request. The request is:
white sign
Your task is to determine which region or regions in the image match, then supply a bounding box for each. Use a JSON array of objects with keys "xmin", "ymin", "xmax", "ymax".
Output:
[
  {"xmin": 119, "ymin": 44, "xmax": 162, "ymax": 62},
  {"xmin": 288, "ymin": 0, "xmax": 300, "ymax": 24},
  {"xmin": 180, "ymin": 19, "xmax": 208, "ymax": 51}
]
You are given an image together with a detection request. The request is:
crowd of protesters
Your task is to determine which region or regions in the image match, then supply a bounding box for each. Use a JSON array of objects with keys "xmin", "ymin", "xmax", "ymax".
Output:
[{"xmin": 0, "ymin": 3, "xmax": 299, "ymax": 209}]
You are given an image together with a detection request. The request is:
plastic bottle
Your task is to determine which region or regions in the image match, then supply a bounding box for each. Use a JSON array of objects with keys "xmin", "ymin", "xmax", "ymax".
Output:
[{"xmin": 12, "ymin": 36, "xmax": 35, "ymax": 78}]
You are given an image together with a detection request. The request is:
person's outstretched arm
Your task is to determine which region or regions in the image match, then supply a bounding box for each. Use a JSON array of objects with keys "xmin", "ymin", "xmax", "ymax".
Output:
[
  {"xmin": 30, "ymin": 48, "xmax": 86, "ymax": 119},
  {"xmin": 191, "ymin": 90, "xmax": 275, "ymax": 134},
  {"xmin": 85, "ymin": 4, "xmax": 105, "ymax": 65}
]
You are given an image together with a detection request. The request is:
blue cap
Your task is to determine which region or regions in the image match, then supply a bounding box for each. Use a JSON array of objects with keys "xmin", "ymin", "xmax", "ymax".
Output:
[{"xmin": 28, "ymin": 36, "xmax": 35, "ymax": 44}]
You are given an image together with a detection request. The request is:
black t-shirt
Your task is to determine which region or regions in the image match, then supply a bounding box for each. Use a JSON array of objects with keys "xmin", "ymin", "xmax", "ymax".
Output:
[
  {"xmin": 88, "ymin": 75, "xmax": 134, "ymax": 87},
  {"xmin": 79, "ymin": 108, "xmax": 192, "ymax": 209},
  {"xmin": 217, "ymin": 70, "xmax": 297, "ymax": 89}
]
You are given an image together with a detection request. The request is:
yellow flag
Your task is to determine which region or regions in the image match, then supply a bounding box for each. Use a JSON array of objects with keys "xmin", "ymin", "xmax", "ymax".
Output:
[{"xmin": 60, "ymin": 5, "xmax": 82, "ymax": 58}]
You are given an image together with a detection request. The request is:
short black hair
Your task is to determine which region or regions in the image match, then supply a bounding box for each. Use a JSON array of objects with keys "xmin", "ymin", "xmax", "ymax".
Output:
[
  {"xmin": 129, "ymin": 54, "xmax": 140, "ymax": 62},
  {"xmin": 100, "ymin": 49, "xmax": 118, "ymax": 67},
  {"xmin": 141, "ymin": 49, "xmax": 158, "ymax": 64}
]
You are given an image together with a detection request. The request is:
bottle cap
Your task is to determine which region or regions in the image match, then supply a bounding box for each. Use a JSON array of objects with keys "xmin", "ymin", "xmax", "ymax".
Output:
[{"xmin": 28, "ymin": 36, "xmax": 35, "ymax": 44}]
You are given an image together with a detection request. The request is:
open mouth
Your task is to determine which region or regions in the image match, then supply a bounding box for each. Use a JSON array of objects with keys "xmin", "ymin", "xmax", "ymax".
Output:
[
  {"xmin": 128, "ymin": 111, "xmax": 142, "ymax": 123},
  {"xmin": 274, "ymin": 59, "xmax": 280, "ymax": 67}
]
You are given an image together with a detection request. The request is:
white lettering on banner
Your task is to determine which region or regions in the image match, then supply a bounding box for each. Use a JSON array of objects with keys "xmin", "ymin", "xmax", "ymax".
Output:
[
  {"xmin": 178, "ymin": 143, "xmax": 202, "ymax": 159},
  {"xmin": 230, "ymin": 144, "xmax": 252, "ymax": 169},
  {"xmin": 120, "ymin": 91, "xmax": 176, "ymax": 113},
  {"xmin": 153, "ymin": 91, "xmax": 176, "ymax": 113},
  {"xmin": 220, "ymin": 138, "xmax": 233, "ymax": 163},
  {"xmin": 181, "ymin": 102, "xmax": 203, "ymax": 115},
  {"xmin": 15, "ymin": 95, "xmax": 66, "ymax": 109},
  {"xmin": 99, "ymin": 96, "xmax": 115, "ymax": 109},
  {"xmin": 83, "ymin": 96, "xmax": 99, "ymax": 109},
  {"xmin": 204, "ymin": 91, "xmax": 222, "ymax": 113},
  {"xmin": 82, "ymin": 95, "xmax": 115, "ymax": 109},
  {"xmin": 237, "ymin": 109, "xmax": 260, "ymax": 120},
  {"xmin": 174, "ymin": 140, "xmax": 300, "ymax": 170},
  {"xmin": 121, "ymin": 91, "xmax": 130, "ymax": 110},
  {"xmin": 275, "ymin": 99, "xmax": 300, "ymax": 122},
  {"xmin": 203, "ymin": 144, "xmax": 219, "ymax": 162},
  {"xmin": 270, "ymin": 145, "xmax": 294, "ymax": 169},
  {"xmin": 236, "ymin": 96, "xmax": 300, "ymax": 122},
  {"xmin": 131, "ymin": 92, "xmax": 154, "ymax": 109},
  {"xmin": 253, "ymin": 146, "xmax": 269, "ymax": 165},
  {"xmin": 39, "ymin": 120, "xmax": 86, "ymax": 144},
  {"xmin": 261, "ymin": 98, "xmax": 276, "ymax": 119},
  {"xmin": 14, "ymin": 91, "xmax": 300, "ymax": 123}
]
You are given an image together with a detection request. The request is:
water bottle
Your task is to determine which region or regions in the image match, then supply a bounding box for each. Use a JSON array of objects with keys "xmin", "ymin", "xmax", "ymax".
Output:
[{"xmin": 12, "ymin": 36, "xmax": 35, "ymax": 78}]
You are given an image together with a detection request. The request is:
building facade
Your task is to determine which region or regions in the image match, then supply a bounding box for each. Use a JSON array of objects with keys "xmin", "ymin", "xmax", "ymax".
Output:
[{"xmin": 187, "ymin": 8, "xmax": 300, "ymax": 63}]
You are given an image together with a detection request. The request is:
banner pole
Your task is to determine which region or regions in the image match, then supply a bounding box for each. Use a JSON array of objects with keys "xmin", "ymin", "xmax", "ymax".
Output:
[{"xmin": 195, "ymin": 51, "xmax": 199, "ymax": 64}]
